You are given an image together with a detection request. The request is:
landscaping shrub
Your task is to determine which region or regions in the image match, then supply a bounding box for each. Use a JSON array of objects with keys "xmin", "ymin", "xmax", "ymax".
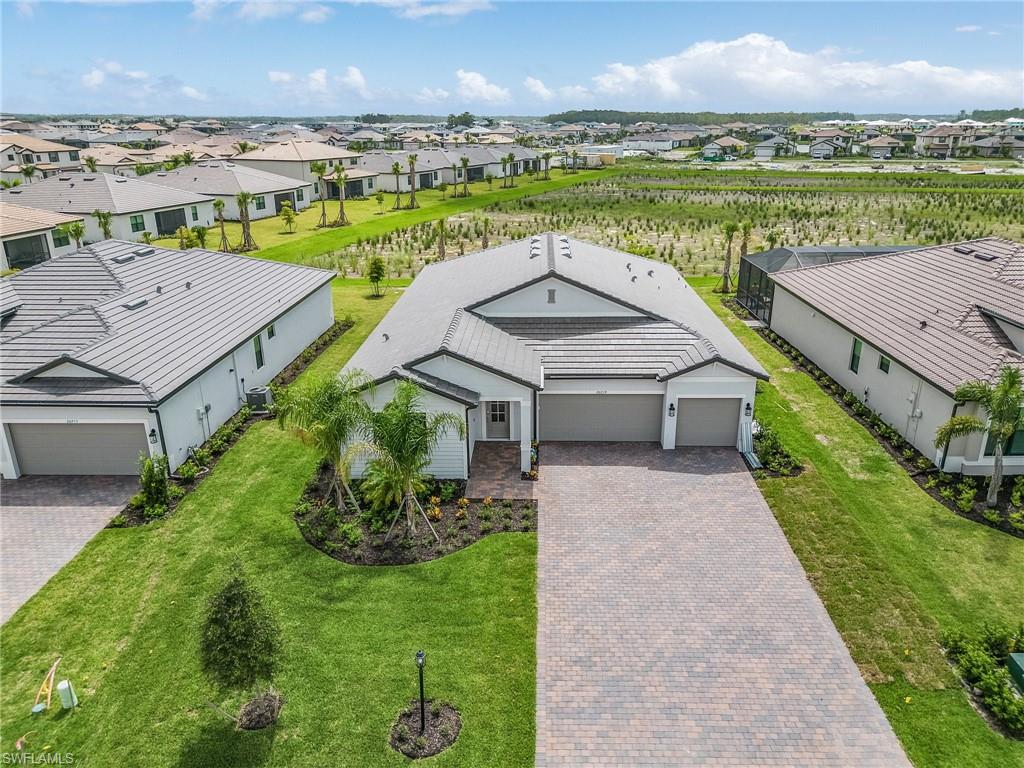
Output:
[
  {"xmin": 943, "ymin": 624, "xmax": 1024, "ymax": 735},
  {"xmin": 753, "ymin": 423, "xmax": 800, "ymax": 476}
]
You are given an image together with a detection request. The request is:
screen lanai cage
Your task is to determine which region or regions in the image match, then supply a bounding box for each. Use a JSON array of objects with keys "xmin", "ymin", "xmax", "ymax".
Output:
[{"xmin": 736, "ymin": 245, "xmax": 916, "ymax": 324}]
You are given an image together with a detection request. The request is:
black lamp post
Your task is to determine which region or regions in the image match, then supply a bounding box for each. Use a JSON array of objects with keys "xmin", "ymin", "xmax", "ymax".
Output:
[{"xmin": 415, "ymin": 650, "xmax": 426, "ymax": 734}]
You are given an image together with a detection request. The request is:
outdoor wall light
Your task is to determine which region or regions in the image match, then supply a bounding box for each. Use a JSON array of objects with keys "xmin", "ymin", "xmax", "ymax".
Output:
[
  {"xmin": 668, "ymin": 403, "xmax": 676, "ymax": 418},
  {"xmin": 744, "ymin": 402, "xmax": 752, "ymax": 417},
  {"xmin": 148, "ymin": 428, "xmax": 158, "ymax": 444}
]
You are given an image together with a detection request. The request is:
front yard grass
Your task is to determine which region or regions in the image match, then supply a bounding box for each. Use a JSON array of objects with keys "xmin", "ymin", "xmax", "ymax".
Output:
[
  {"xmin": 0, "ymin": 278, "xmax": 536, "ymax": 767},
  {"xmin": 691, "ymin": 277, "xmax": 1023, "ymax": 767}
]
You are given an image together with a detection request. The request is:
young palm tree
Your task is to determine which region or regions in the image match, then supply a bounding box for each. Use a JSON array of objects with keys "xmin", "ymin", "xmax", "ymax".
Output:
[
  {"xmin": 212, "ymin": 198, "xmax": 230, "ymax": 252},
  {"xmin": 460, "ymin": 156, "xmax": 470, "ymax": 197},
  {"xmin": 375, "ymin": 190, "xmax": 385, "ymax": 214},
  {"xmin": 391, "ymin": 162, "xmax": 403, "ymax": 209},
  {"xmin": 500, "ymin": 156, "xmax": 508, "ymax": 188},
  {"xmin": 542, "ymin": 151, "xmax": 553, "ymax": 180},
  {"xmin": 83, "ymin": 155, "xmax": 98, "ymax": 172},
  {"xmin": 181, "ymin": 149, "xmax": 195, "ymax": 166},
  {"xmin": 720, "ymin": 221, "xmax": 739, "ymax": 293},
  {"xmin": 92, "ymin": 209, "xmax": 113, "ymax": 240},
  {"xmin": 332, "ymin": 170, "xmax": 349, "ymax": 226},
  {"xmin": 235, "ymin": 191, "xmax": 258, "ymax": 251},
  {"xmin": 309, "ymin": 160, "xmax": 328, "ymax": 228},
  {"xmin": 935, "ymin": 366, "xmax": 1024, "ymax": 507},
  {"xmin": 346, "ymin": 380, "xmax": 465, "ymax": 540},
  {"xmin": 277, "ymin": 371, "xmax": 373, "ymax": 513},
  {"xmin": 506, "ymin": 153, "xmax": 517, "ymax": 186},
  {"xmin": 233, "ymin": 140, "xmax": 256, "ymax": 155},
  {"xmin": 571, "ymin": 150, "xmax": 580, "ymax": 173},
  {"xmin": 406, "ymin": 154, "xmax": 419, "ymax": 209},
  {"xmin": 485, "ymin": 172, "xmax": 494, "ymax": 190},
  {"xmin": 481, "ymin": 217, "xmax": 490, "ymax": 249},
  {"xmin": 65, "ymin": 221, "xmax": 86, "ymax": 248},
  {"xmin": 20, "ymin": 164, "xmax": 36, "ymax": 184},
  {"xmin": 765, "ymin": 228, "xmax": 781, "ymax": 251},
  {"xmin": 437, "ymin": 217, "xmax": 447, "ymax": 260},
  {"xmin": 739, "ymin": 221, "xmax": 752, "ymax": 262}
]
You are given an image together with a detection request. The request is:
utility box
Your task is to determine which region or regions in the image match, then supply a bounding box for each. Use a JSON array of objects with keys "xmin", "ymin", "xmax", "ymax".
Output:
[
  {"xmin": 246, "ymin": 386, "xmax": 273, "ymax": 414},
  {"xmin": 57, "ymin": 679, "xmax": 78, "ymax": 709},
  {"xmin": 1010, "ymin": 653, "xmax": 1024, "ymax": 693}
]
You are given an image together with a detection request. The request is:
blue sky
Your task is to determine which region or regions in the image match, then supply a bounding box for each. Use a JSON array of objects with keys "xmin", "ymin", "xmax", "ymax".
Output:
[{"xmin": 2, "ymin": 1, "xmax": 1022, "ymax": 116}]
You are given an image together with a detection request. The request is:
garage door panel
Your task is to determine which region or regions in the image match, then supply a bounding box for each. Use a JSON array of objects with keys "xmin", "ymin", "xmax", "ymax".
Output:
[
  {"xmin": 11, "ymin": 423, "xmax": 148, "ymax": 475},
  {"xmin": 675, "ymin": 398, "xmax": 740, "ymax": 447},
  {"xmin": 540, "ymin": 394, "xmax": 663, "ymax": 441}
]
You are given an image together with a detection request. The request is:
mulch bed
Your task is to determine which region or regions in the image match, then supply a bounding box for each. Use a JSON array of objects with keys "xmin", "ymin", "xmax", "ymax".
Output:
[
  {"xmin": 108, "ymin": 322, "xmax": 350, "ymax": 529},
  {"xmin": 237, "ymin": 691, "xmax": 285, "ymax": 731},
  {"xmin": 390, "ymin": 700, "xmax": 461, "ymax": 759},
  {"xmin": 295, "ymin": 462, "xmax": 537, "ymax": 566}
]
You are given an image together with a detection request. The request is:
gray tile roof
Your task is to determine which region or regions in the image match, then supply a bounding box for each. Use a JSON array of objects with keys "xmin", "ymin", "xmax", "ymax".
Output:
[
  {"xmin": 386, "ymin": 367, "xmax": 479, "ymax": 406},
  {"xmin": 344, "ymin": 233, "xmax": 767, "ymax": 390},
  {"xmin": 770, "ymin": 238, "xmax": 1024, "ymax": 394},
  {"xmin": 0, "ymin": 173, "xmax": 211, "ymax": 215},
  {"xmin": 2, "ymin": 240, "xmax": 335, "ymax": 405},
  {"xmin": 142, "ymin": 161, "xmax": 312, "ymax": 197}
]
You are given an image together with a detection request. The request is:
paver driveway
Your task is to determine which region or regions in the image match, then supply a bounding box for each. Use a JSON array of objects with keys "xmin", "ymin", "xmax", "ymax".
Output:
[
  {"xmin": 0, "ymin": 476, "xmax": 137, "ymax": 623},
  {"xmin": 536, "ymin": 443, "xmax": 910, "ymax": 767}
]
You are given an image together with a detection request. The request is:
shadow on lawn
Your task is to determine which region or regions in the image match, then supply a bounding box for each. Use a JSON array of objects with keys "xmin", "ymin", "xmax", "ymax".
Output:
[{"xmin": 175, "ymin": 718, "xmax": 276, "ymax": 768}]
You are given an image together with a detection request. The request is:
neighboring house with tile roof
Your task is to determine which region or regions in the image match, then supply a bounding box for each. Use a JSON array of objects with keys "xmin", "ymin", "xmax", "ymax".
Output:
[
  {"xmin": 232, "ymin": 141, "xmax": 362, "ymax": 198},
  {"xmin": 0, "ymin": 172, "xmax": 215, "ymax": 242},
  {"xmin": 344, "ymin": 233, "xmax": 768, "ymax": 479},
  {"xmin": 0, "ymin": 240, "xmax": 335, "ymax": 477},
  {"xmin": 0, "ymin": 133, "xmax": 83, "ymax": 182},
  {"xmin": 1, "ymin": 203, "xmax": 84, "ymax": 270},
  {"xmin": 768, "ymin": 238, "xmax": 1024, "ymax": 476}
]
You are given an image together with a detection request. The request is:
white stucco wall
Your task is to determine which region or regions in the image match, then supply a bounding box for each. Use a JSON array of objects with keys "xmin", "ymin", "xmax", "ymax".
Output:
[
  {"xmin": 474, "ymin": 277, "xmax": 643, "ymax": 317},
  {"xmin": 1, "ymin": 226, "xmax": 79, "ymax": 270},
  {"xmin": 76, "ymin": 201, "xmax": 217, "ymax": 244},
  {"xmin": 661, "ymin": 364, "xmax": 758, "ymax": 449}
]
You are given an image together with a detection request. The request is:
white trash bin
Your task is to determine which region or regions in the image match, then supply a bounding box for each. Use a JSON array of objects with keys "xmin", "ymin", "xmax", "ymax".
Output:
[{"xmin": 57, "ymin": 679, "xmax": 78, "ymax": 709}]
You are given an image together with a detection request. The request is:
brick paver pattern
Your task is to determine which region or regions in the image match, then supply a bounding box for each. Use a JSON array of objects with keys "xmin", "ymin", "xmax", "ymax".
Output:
[
  {"xmin": 0, "ymin": 475, "xmax": 137, "ymax": 623},
  {"xmin": 465, "ymin": 442, "xmax": 537, "ymax": 500},
  {"xmin": 535, "ymin": 443, "xmax": 910, "ymax": 767}
]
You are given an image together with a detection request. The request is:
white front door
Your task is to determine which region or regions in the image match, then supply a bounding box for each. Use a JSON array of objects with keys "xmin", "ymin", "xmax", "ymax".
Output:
[{"xmin": 486, "ymin": 401, "xmax": 510, "ymax": 439}]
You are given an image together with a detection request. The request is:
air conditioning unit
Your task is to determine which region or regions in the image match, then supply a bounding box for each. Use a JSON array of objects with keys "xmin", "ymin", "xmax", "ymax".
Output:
[{"xmin": 246, "ymin": 385, "xmax": 273, "ymax": 413}]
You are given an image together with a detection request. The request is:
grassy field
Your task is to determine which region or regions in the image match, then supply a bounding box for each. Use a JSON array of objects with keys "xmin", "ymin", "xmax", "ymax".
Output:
[
  {"xmin": 153, "ymin": 170, "xmax": 601, "ymax": 266},
  {"xmin": 690, "ymin": 277, "xmax": 1024, "ymax": 767},
  {"xmin": 0, "ymin": 279, "xmax": 537, "ymax": 768}
]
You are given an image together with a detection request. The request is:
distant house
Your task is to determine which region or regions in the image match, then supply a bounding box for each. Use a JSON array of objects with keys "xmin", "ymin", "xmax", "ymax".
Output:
[
  {"xmin": 967, "ymin": 135, "xmax": 1024, "ymax": 159},
  {"xmin": 323, "ymin": 166, "xmax": 379, "ymax": 199},
  {"xmin": 809, "ymin": 128, "xmax": 854, "ymax": 154},
  {"xmin": 82, "ymin": 146, "xmax": 154, "ymax": 176},
  {"xmin": 623, "ymin": 132, "xmax": 698, "ymax": 153},
  {"xmin": 1, "ymin": 203, "xmax": 84, "ymax": 270},
  {"xmin": 141, "ymin": 160, "xmax": 314, "ymax": 220},
  {"xmin": 0, "ymin": 240, "xmax": 335, "ymax": 477},
  {"xmin": 232, "ymin": 141, "xmax": 361, "ymax": 199},
  {"xmin": 0, "ymin": 173, "xmax": 215, "ymax": 242},
  {"xmin": 753, "ymin": 136, "xmax": 797, "ymax": 159},
  {"xmin": 152, "ymin": 127, "xmax": 209, "ymax": 146},
  {"xmin": 809, "ymin": 138, "xmax": 844, "ymax": 160},
  {"xmin": 357, "ymin": 150, "xmax": 450, "ymax": 192},
  {"xmin": 702, "ymin": 136, "xmax": 748, "ymax": 158},
  {"xmin": 0, "ymin": 134, "xmax": 82, "ymax": 182},
  {"xmin": 858, "ymin": 136, "xmax": 902, "ymax": 159},
  {"xmin": 914, "ymin": 126, "xmax": 968, "ymax": 158}
]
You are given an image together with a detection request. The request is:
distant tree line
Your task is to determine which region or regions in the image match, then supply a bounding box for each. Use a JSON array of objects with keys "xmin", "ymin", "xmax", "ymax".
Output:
[{"xmin": 542, "ymin": 110, "xmax": 858, "ymax": 125}]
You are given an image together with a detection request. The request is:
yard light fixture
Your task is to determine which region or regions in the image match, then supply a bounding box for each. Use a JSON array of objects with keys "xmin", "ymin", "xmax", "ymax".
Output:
[
  {"xmin": 148, "ymin": 428, "xmax": 158, "ymax": 444},
  {"xmin": 668, "ymin": 403, "xmax": 676, "ymax": 418},
  {"xmin": 415, "ymin": 650, "xmax": 426, "ymax": 734},
  {"xmin": 744, "ymin": 402, "xmax": 752, "ymax": 418}
]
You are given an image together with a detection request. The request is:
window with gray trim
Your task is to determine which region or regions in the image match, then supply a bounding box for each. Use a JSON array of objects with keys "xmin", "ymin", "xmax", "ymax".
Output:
[{"xmin": 849, "ymin": 338, "xmax": 863, "ymax": 373}]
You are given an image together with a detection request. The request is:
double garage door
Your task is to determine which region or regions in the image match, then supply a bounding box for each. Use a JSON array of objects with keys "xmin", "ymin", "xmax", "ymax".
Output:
[
  {"xmin": 539, "ymin": 393, "xmax": 740, "ymax": 447},
  {"xmin": 8, "ymin": 423, "xmax": 148, "ymax": 476}
]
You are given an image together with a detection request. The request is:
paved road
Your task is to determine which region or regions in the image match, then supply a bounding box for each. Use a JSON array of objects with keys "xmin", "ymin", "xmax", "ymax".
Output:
[
  {"xmin": 535, "ymin": 443, "xmax": 910, "ymax": 767},
  {"xmin": 0, "ymin": 476, "xmax": 137, "ymax": 623}
]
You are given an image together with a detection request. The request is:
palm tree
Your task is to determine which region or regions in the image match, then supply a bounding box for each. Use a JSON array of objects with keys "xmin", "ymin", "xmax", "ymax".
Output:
[
  {"xmin": 233, "ymin": 140, "xmax": 256, "ymax": 155},
  {"xmin": 309, "ymin": 160, "xmax": 328, "ymax": 228},
  {"xmin": 277, "ymin": 371, "xmax": 373, "ymax": 513},
  {"xmin": 506, "ymin": 153, "xmax": 517, "ymax": 186},
  {"xmin": 935, "ymin": 366, "xmax": 1024, "ymax": 507},
  {"xmin": 83, "ymin": 155, "xmax": 98, "ymax": 172},
  {"xmin": 332, "ymin": 170, "xmax": 349, "ymax": 226},
  {"xmin": 500, "ymin": 156, "xmax": 508, "ymax": 188},
  {"xmin": 406, "ymin": 153, "xmax": 419, "ymax": 209},
  {"xmin": 346, "ymin": 380, "xmax": 465, "ymax": 540},
  {"xmin": 485, "ymin": 172, "xmax": 494, "ymax": 190},
  {"xmin": 59, "ymin": 221, "xmax": 86, "ymax": 249},
  {"xmin": 212, "ymin": 198, "xmax": 230, "ymax": 252},
  {"xmin": 0, "ymin": 178, "xmax": 21, "ymax": 189},
  {"xmin": 542, "ymin": 151, "xmax": 553, "ymax": 180},
  {"xmin": 570, "ymin": 150, "xmax": 580, "ymax": 173},
  {"xmin": 720, "ymin": 221, "xmax": 739, "ymax": 293},
  {"xmin": 437, "ymin": 217, "xmax": 447, "ymax": 260},
  {"xmin": 235, "ymin": 191, "xmax": 257, "ymax": 251},
  {"xmin": 20, "ymin": 164, "xmax": 36, "ymax": 184},
  {"xmin": 92, "ymin": 209, "xmax": 113, "ymax": 240},
  {"xmin": 181, "ymin": 149, "xmax": 195, "ymax": 166},
  {"xmin": 765, "ymin": 228, "xmax": 781, "ymax": 251},
  {"xmin": 481, "ymin": 217, "xmax": 490, "ymax": 249},
  {"xmin": 460, "ymin": 156, "xmax": 470, "ymax": 197},
  {"xmin": 391, "ymin": 162, "xmax": 403, "ymax": 209},
  {"xmin": 739, "ymin": 221, "xmax": 752, "ymax": 262}
]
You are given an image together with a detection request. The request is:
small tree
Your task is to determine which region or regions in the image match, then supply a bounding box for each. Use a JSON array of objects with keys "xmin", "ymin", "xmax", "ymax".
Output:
[
  {"xmin": 279, "ymin": 199, "xmax": 296, "ymax": 233},
  {"xmin": 481, "ymin": 217, "xmax": 490, "ymax": 249},
  {"xmin": 310, "ymin": 160, "xmax": 328, "ymax": 228},
  {"xmin": 20, "ymin": 164, "xmax": 36, "ymax": 184},
  {"xmin": 60, "ymin": 220, "xmax": 86, "ymax": 249},
  {"xmin": 139, "ymin": 453, "xmax": 170, "ymax": 513},
  {"xmin": 92, "ymin": 209, "xmax": 113, "ymax": 240},
  {"xmin": 368, "ymin": 255, "xmax": 386, "ymax": 297},
  {"xmin": 485, "ymin": 172, "xmax": 494, "ymax": 190},
  {"xmin": 191, "ymin": 225, "xmax": 208, "ymax": 248},
  {"xmin": 176, "ymin": 225, "xmax": 196, "ymax": 250},
  {"xmin": 212, "ymin": 198, "xmax": 230, "ymax": 252},
  {"xmin": 391, "ymin": 162, "xmax": 403, "ymax": 209},
  {"xmin": 83, "ymin": 155, "xmax": 98, "ymax": 172},
  {"xmin": 200, "ymin": 567, "xmax": 282, "ymax": 721},
  {"xmin": 406, "ymin": 153, "xmax": 419, "ymax": 209},
  {"xmin": 375, "ymin": 190, "xmax": 385, "ymax": 214},
  {"xmin": 460, "ymin": 156, "xmax": 470, "ymax": 197},
  {"xmin": 437, "ymin": 218, "xmax": 447, "ymax": 260},
  {"xmin": 765, "ymin": 228, "xmax": 781, "ymax": 251},
  {"xmin": 437, "ymin": 181, "xmax": 448, "ymax": 200},
  {"xmin": 236, "ymin": 191, "xmax": 258, "ymax": 251},
  {"xmin": 719, "ymin": 221, "xmax": 739, "ymax": 293},
  {"xmin": 935, "ymin": 366, "xmax": 1024, "ymax": 507},
  {"xmin": 332, "ymin": 171, "xmax": 349, "ymax": 226}
]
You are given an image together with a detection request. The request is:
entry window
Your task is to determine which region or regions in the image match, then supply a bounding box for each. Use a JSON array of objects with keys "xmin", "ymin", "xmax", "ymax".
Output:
[
  {"xmin": 547, "ymin": 288, "xmax": 557, "ymax": 304},
  {"xmin": 191, "ymin": 205, "xmax": 199, "ymax": 221},
  {"xmin": 488, "ymin": 402, "xmax": 507, "ymax": 423},
  {"xmin": 296, "ymin": 188, "xmax": 304, "ymax": 202},
  {"xmin": 849, "ymin": 338, "xmax": 863, "ymax": 373},
  {"xmin": 49, "ymin": 152, "xmax": 60, "ymax": 162},
  {"xmin": 130, "ymin": 214, "xmax": 145, "ymax": 232},
  {"xmin": 254, "ymin": 334, "xmax": 265, "ymax": 369},
  {"xmin": 52, "ymin": 227, "xmax": 71, "ymax": 248},
  {"xmin": 267, "ymin": 324, "xmax": 276, "ymax": 339},
  {"xmin": 878, "ymin": 355, "xmax": 891, "ymax": 374},
  {"xmin": 254, "ymin": 196, "xmax": 266, "ymax": 211}
]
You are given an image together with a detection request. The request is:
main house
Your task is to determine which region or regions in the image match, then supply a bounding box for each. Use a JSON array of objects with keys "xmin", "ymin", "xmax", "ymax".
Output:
[
  {"xmin": 766, "ymin": 238, "xmax": 1024, "ymax": 476},
  {"xmin": 0, "ymin": 241, "xmax": 335, "ymax": 478},
  {"xmin": 344, "ymin": 234, "xmax": 767, "ymax": 479}
]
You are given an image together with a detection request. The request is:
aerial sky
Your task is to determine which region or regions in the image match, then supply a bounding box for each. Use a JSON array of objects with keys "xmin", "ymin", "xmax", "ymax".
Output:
[{"xmin": 2, "ymin": 1, "xmax": 1022, "ymax": 116}]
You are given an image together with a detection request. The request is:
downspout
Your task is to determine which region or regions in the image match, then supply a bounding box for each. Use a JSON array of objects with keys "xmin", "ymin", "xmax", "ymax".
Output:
[
  {"xmin": 938, "ymin": 401, "xmax": 961, "ymax": 472},
  {"xmin": 464, "ymin": 406, "xmax": 471, "ymax": 477},
  {"xmin": 148, "ymin": 406, "xmax": 169, "ymax": 473}
]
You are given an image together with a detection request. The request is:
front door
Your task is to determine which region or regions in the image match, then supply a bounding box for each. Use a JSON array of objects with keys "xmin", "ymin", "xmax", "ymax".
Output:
[{"xmin": 486, "ymin": 401, "xmax": 510, "ymax": 439}]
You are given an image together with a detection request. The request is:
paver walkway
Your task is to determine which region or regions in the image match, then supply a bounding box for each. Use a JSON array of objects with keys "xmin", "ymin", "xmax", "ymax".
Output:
[
  {"xmin": 535, "ymin": 443, "xmax": 910, "ymax": 767},
  {"xmin": 465, "ymin": 442, "xmax": 536, "ymax": 500},
  {"xmin": 0, "ymin": 475, "xmax": 137, "ymax": 623}
]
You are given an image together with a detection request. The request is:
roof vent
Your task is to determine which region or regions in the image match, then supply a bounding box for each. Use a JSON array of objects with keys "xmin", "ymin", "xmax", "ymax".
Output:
[
  {"xmin": 973, "ymin": 252, "xmax": 998, "ymax": 262},
  {"xmin": 112, "ymin": 253, "xmax": 136, "ymax": 264},
  {"xmin": 133, "ymin": 247, "xmax": 155, "ymax": 257},
  {"xmin": 953, "ymin": 245, "xmax": 974, "ymax": 255},
  {"xmin": 123, "ymin": 297, "xmax": 148, "ymax": 310},
  {"xmin": 626, "ymin": 262, "xmax": 631, "ymax": 271},
  {"xmin": 382, "ymin": 333, "xmax": 390, "ymax": 342},
  {"xmin": 919, "ymin": 320, "xmax": 928, "ymax": 329},
  {"xmin": 647, "ymin": 270, "xmax": 654, "ymax": 277},
  {"xmin": 114, "ymin": 177, "xmax": 128, "ymax": 183},
  {"xmin": 7, "ymin": 189, "xmax": 20, "ymax": 194},
  {"xmin": 631, "ymin": 275, "xmax": 638, "ymax": 282},
  {"xmin": 155, "ymin": 285, "xmax": 162, "ymax": 294},
  {"xmin": 185, "ymin": 281, "xmax": 192, "ymax": 289}
]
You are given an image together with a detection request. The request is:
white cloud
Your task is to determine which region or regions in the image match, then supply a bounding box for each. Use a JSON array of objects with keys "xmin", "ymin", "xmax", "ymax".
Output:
[
  {"xmin": 954, "ymin": 25, "xmax": 983, "ymax": 33},
  {"xmin": 81, "ymin": 68, "xmax": 105, "ymax": 88},
  {"xmin": 306, "ymin": 67, "xmax": 329, "ymax": 94},
  {"xmin": 181, "ymin": 85, "xmax": 209, "ymax": 101},
  {"xmin": 189, "ymin": 0, "xmax": 221, "ymax": 19},
  {"xmin": 339, "ymin": 66, "xmax": 371, "ymax": 99},
  {"xmin": 299, "ymin": 3, "xmax": 332, "ymax": 22},
  {"xmin": 190, "ymin": 0, "xmax": 490, "ymax": 23},
  {"xmin": 557, "ymin": 84, "xmax": 592, "ymax": 102},
  {"xmin": 267, "ymin": 70, "xmax": 294, "ymax": 83},
  {"xmin": 394, "ymin": 0, "xmax": 494, "ymax": 19},
  {"xmin": 523, "ymin": 76, "xmax": 554, "ymax": 101},
  {"xmin": 455, "ymin": 69, "xmax": 510, "ymax": 104},
  {"xmin": 236, "ymin": 1, "xmax": 295, "ymax": 21},
  {"xmin": 414, "ymin": 86, "xmax": 450, "ymax": 103},
  {"xmin": 80, "ymin": 60, "xmax": 147, "ymax": 89},
  {"xmin": 16, "ymin": 1, "xmax": 34, "ymax": 18},
  {"xmin": 265, "ymin": 65, "xmax": 374, "ymax": 102},
  {"xmin": 588, "ymin": 33, "xmax": 1023, "ymax": 110}
]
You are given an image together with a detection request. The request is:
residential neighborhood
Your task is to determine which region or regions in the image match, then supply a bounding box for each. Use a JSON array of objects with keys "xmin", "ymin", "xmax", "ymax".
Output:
[{"xmin": 0, "ymin": 2, "xmax": 1022, "ymax": 767}]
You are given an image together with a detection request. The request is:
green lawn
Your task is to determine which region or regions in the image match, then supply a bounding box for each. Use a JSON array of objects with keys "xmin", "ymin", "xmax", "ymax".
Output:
[
  {"xmin": 690, "ymin": 277, "xmax": 1024, "ymax": 768},
  {"xmin": 155, "ymin": 171, "xmax": 601, "ymax": 264},
  {"xmin": 0, "ymin": 279, "xmax": 536, "ymax": 768}
]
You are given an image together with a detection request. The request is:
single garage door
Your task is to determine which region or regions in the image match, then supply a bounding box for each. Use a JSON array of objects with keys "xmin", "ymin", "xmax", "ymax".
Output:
[
  {"xmin": 540, "ymin": 394, "xmax": 663, "ymax": 441},
  {"xmin": 675, "ymin": 398, "xmax": 740, "ymax": 447},
  {"xmin": 10, "ymin": 423, "xmax": 148, "ymax": 475}
]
